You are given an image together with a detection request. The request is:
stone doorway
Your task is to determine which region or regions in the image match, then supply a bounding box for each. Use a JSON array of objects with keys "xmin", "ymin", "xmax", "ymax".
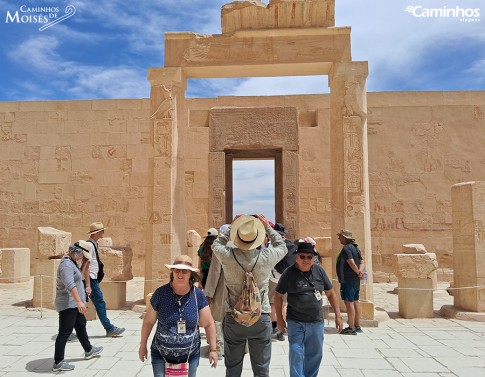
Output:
[{"xmin": 208, "ymin": 106, "xmax": 299, "ymax": 240}]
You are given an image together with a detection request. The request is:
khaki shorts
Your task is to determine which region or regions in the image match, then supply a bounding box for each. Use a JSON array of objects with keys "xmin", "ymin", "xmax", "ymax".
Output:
[{"xmin": 268, "ymin": 280, "xmax": 287, "ymax": 304}]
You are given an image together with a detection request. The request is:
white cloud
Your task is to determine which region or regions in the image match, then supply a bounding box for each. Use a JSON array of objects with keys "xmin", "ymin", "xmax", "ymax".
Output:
[{"xmin": 233, "ymin": 160, "xmax": 275, "ymax": 222}]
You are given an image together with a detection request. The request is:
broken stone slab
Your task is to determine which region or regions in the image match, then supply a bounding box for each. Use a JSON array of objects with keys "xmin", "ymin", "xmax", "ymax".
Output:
[
  {"xmin": 37, "ymin": 227, "xmax": 71, "ymax": 258},
  {"xmin": 402, "ymin": 243, "xmax": 427, "ymax": 254},
  {"xmin": 99, "ymin": 245, "xmax": 133, "ymax": 282},
  {"xmin": 393, "ymin": 253, "xmax": 438, "ymax": 279}
]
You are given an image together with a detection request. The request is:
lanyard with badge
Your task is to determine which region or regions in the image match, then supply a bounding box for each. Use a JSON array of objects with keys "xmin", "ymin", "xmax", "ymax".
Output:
[
  {"xmin": 173, "ymin": 287, "xmax": 191, "ymax": 334},
  {"xmin": 300, "ymin": 267, "xmax": 322, "ymax": 301}
]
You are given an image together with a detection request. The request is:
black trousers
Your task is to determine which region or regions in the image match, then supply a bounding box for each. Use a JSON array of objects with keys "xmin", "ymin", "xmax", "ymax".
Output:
[{"xmin": 54, "ymin": 308, "xmax": 92, "ymax": 364}]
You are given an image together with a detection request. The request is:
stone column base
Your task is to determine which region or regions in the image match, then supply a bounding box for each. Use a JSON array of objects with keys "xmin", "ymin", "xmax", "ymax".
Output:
[
  {"xmin": 398, "ymin": 278, "xmax": 434, "ymax": 318},
  {"xmin": 439, "ymin": 305, "xmax": 485, "ymax": 322}
]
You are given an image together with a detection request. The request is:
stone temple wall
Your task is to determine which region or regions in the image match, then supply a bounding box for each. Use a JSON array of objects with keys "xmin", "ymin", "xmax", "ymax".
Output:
[
  {"xmin": 1, "ymin": 91, "xmax": 484, "ymax": 279},
  {"xmin": 0, "ymin": 99, "xmax": 151, "ymax": 276}
]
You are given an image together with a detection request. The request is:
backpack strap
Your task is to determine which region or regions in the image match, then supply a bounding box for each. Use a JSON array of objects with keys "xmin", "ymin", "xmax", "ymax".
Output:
[
  {"xmin": 87, "ymin": 239, "xmax": 101, "ymax": 263},
  {"xmin": 232, "ymin": 250, "xmax": 260, "ymax": 273}
]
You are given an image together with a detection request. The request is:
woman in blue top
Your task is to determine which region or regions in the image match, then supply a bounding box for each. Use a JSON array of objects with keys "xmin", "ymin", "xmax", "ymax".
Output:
[{"xmin": 139, "ymin": 255, "xmax": 218, "ymax": 377}]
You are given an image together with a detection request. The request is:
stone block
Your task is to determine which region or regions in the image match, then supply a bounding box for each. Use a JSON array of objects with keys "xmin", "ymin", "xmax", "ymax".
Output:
[
  {"xmin": 100, "ymin": 281, "xmax": 126, "ymax": 309},
  {"xmin": 37, "ymin": 227, "xmax": 71, "ymax": 258},
  {"xmin": 33, "ymin": 258, "xmax": 61, "ymax": 309},
  {"xmin": 320, "ymin": 256, "xmax": 333, "ymax": 280},
  {"xmin": 402, "ymin": 244, "xmax": 427, "ymax": 254},
  {"xmin": 187, "ymin": 230, "xmax": 202, "ymax": 263},
  {"xmin": 393, "ymin": 253, "xmax": 438, "ymax": 279},
  {"xmin": 315, "ymin": 237, "xmax": 332, "ymax": 257},
  {"xmin": 99, "ymin": 246, "xmax": 133, "ymax": 282},
  {"xmin": 98, "ymin": 237, "xmax": 113, "ymax": 247},
  {"xmin": 359, "ymin": 300, "xmax": 375, "ymax": 320},
  {"xmin": 398, "ymin": 277, "xmax": 434, "ymax": 318},
  {"xmin": 0, "ymin": 248, "xmax": 30, "ymax": 282}
]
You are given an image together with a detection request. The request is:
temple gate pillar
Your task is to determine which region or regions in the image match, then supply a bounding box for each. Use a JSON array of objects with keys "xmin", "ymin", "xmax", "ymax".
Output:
[
  {"xmin": 145, "ymin": 67, "xmax": 187, "ymax": 298},
  {"xmin": 329, "ymin": 61, "xmax": 374, "ymax": 319}
]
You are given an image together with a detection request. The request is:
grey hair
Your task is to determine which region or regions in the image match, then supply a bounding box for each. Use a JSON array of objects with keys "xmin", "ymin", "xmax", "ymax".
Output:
[{"xmin": 68, "ymin": 245, "xmax": 83, "ymax": 254}]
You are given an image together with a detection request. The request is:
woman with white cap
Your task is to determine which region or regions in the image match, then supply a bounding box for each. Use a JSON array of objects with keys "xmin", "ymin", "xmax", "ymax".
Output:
[
  {"xmin": 139, "ymin": 255, "xmax": 218, "ymax": 376},
  {"xmin": 53, "ymin": 241, "xmax": 103, "ymax": 372}
]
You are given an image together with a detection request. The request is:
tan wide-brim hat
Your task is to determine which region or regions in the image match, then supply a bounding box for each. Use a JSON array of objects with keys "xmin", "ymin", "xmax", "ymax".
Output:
[
  {"xmin": 229, "ymin": 215, "xmax": 266, "ymax": 251},
  {"xmin": 337, "ymin": 229, "xmax": 354, "ymax": 240},
  {"xmin": 74, "ymin": 240, "xmax": 92, "ymax": 261},
  {"xmin": 165, "ymin": 255, "xmax": 199, "ymax": 272},
  {"xmin": 87, "ymin": 222, "xmax": 106, "ymax": 235}
]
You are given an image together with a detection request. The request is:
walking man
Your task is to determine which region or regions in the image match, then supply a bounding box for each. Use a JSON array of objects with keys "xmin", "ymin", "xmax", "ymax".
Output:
[
  {"xmin": 86, "ymin": 222, "xmax": 125, "ymax": 337},
  {"xmin": 275, "ymin": 240, "xmax": 343, "ymax": 377}
]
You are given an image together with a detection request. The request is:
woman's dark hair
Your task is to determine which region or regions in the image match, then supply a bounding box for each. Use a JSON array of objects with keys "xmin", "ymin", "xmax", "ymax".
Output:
[
  {"xmin": 199, "ymin": 235, "xmax": 217, "ymax": 265},
  {"xmin": 170, "ymin": 270, "xmax": 201, "ymax": 285}
]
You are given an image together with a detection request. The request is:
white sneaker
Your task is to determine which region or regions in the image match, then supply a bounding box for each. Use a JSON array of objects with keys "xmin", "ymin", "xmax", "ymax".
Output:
[
  {"xmin": 53, "ymin": 360, "xmax": 75, "ymax": 371},
  {"xmin": 85, "ymin": 345, "xmax": 103, "ymax": 360}
]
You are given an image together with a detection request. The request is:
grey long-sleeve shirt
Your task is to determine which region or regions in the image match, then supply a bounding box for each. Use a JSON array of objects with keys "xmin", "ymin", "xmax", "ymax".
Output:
[
  {"xmin": 212, "ymin": 225, "xmax": 287, "ymax": 314},
  {"xmin": 54, "ymin": 256, "xmax": 86, "ymax": 312}
]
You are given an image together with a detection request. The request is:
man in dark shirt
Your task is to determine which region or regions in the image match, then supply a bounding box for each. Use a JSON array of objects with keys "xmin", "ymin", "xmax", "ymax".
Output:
[
  {"xmin": 275, "ymin": 241, "xmax": 343, "ymax": 377},
  {"xmin": 336, "ymin": 229, "xmax": 365, "ymax": 335}
]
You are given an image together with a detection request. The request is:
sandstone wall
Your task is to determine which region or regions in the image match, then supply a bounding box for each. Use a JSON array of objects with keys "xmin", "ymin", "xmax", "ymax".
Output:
[
  {"xmin": 0, "ymin": 99, "xmax": 151, "ymax": 275},
  {"xmin": 1, "ymin": 91, "xmax": 484, "ymax": 279}
]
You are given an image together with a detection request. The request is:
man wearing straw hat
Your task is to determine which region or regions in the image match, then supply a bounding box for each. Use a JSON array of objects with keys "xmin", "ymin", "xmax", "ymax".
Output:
[
  {"xmin": 212, "ymin": 214, "xmax": 287, "ymax": 377},
  {"xmin": 86, "ymin": 222, "xmax": 125, "ymax": 337},
  {"xmin": 336, "ymin": 229, "xmax": 365, "ymax": 335}
]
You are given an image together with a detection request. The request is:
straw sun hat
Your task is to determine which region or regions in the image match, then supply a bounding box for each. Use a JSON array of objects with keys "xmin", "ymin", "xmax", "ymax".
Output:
[
  {"xmin": 165, "ymin": 255, "xmax": 199, "ymax": 272},
  {"xmin": 229, "ymin": 215, "xmax": 266, "ymax": 251}
]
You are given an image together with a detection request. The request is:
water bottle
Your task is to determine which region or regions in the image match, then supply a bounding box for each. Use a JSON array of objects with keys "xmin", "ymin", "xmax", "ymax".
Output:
[{"xmin": 362, "ymin": 268, "xmax": 368, "ymax": 286}]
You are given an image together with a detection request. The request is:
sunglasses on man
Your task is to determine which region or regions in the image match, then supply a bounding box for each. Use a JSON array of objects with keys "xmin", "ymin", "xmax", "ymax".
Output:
[{"xmin": 298, "ymin": 255, "xmax": 314, "ymax": 260}]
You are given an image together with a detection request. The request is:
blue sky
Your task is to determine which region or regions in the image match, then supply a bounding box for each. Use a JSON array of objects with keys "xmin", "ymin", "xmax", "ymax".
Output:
[{"xmin": 1, "ymin": 0, "xmax": 484, "ymax": 222}]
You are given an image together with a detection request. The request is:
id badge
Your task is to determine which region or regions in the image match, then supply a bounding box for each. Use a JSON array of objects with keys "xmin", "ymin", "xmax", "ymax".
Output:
[
  {"xmin": 314, "ymin": 290, "xmax": 322, "ymax": 301},
  {"xmin": 177, "ymin": 320, "xmax": 186, "ymax": 334}
]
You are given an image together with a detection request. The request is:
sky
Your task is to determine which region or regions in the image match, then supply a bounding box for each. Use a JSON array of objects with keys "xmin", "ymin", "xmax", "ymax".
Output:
[{"xmin": 1, "ymin": 0, "xmax": 484, "ymax": 222}]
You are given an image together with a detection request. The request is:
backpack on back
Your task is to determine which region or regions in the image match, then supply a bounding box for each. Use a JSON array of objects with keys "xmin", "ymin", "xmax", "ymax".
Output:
[{"xmin": 231, "ymin": 251, "xmax": 262, "ymax": 327}]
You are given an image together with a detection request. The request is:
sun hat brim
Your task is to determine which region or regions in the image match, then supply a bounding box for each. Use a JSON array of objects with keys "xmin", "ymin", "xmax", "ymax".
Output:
[
  {"xmin": 229, "ymin": 215, "xmax": 266, "ymax": 251},
  {"xmin": 164, "ymin": 263, "xmax": 199, "ymax": 272}
]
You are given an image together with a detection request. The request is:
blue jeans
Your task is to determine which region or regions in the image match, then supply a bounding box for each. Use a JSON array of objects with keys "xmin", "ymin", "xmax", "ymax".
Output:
[
  {"xmin": 151, "ymin": 350, "xmax": 199, "ymax": 377},
  {"xmin": 287, "ymin": 320, "xmax": 324, "ymax": 377},
  {"xmin": 89, "ymin": 278, "xmax": 113, "ymax": 331}
]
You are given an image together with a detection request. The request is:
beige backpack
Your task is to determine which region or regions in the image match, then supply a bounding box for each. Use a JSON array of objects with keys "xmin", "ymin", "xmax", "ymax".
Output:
[{"xmin": 231, "ymin": 251, "xmax": 262, "ymax": 327}]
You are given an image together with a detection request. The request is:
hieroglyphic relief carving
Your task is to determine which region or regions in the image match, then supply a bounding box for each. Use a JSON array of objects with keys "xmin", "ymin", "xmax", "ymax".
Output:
[
  {"xmin": 153, "ymin": 119, "xmax": 172, "ymax": 157},
  {"xmin": 343, "ymin": 76, "xmax": 367, "ymax": 122},
  {"xmin": 183, "ymin": 34, "xmax": 211, "ymax": 62},
  {"xmin": 343, "ymin": 117, "xmax": 363, "ymax": 217},
  {"xmin": 209, "ymin": 152, "xmax": 225, "ymax": 228},
  {"xmin": 151, "ymin": 85, "xmax": 174, "ymax": 120},
  {"xmin": 210, "ymin": 107, "xmax": 298, "ymax": 151},
  {"xmin": 474, "ymin": 105, "xmax": 484, "ymax": 119}
]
